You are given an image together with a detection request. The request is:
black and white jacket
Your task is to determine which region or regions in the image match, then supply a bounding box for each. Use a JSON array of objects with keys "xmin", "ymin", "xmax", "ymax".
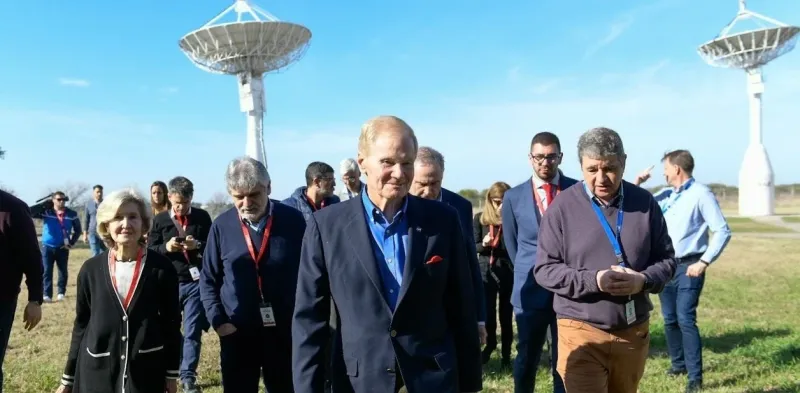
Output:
[{"xmin": 61, "ymin": 249, "xmax": 181, "ymax": 393}]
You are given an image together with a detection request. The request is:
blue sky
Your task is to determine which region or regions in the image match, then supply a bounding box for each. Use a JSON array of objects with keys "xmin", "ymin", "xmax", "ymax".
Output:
[{"xmin": 1, "ymin": 0, "xmax": 799, "ymax": 204}]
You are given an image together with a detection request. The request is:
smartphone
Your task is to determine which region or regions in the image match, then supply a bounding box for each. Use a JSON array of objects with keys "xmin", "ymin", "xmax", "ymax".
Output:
[
  {"xmin": 645, "ymin": 165, "xmax": 655, "ymax": 173},
  {"xmin": 175, "ymin": 236, "xmax": 186, "ymax": 243}
]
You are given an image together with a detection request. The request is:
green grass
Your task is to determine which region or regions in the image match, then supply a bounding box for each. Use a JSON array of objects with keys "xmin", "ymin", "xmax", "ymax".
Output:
[
  {"xmin": 781, "ymin": 216, "xmax": 800, "ymax": 224},
  {"xmin": 5, "ymin": 237, "xmax": 800, "ymax": 392},
  {"xmin": 726, "ymin": 217, "xmax": 794, "ymax": 233}
]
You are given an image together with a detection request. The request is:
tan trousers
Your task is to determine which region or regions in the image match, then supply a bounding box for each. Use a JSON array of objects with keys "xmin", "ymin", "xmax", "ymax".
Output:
[{"xmin": 556, "ymin": 318, "xmax": 650, "ymax": 393}]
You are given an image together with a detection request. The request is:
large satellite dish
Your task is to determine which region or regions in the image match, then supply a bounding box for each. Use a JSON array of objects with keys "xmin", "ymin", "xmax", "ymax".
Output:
[
  {"xmin": 179, "ymin": 0, "xmax": 312, "ymax": 168},
  {"xmin": 696, "ymin": 0, "xmax": 799, "ymax": 217}
]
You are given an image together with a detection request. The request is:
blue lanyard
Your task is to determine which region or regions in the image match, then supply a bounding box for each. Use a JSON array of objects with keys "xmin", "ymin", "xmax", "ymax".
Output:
[
  {"xmin": 661, "ymin": 178, "xmax": 695, "ymax": 213},
  {"xmin": 585, "ymin": 183, "xmax": 626, "ymax": 267}
]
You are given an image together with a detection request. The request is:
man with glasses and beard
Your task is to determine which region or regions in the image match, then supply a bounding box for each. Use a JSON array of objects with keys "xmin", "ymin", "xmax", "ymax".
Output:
[
  {"xmin": 502, "ymin": 132, "xmax": 576, "ymax": 393},
  {"xmin": 40, "ymin": 191, "xmax": 82, "ymax": 303},
  {"xmin": 282, "ymin": 161, "xmax": 341, "ymax": 221}
]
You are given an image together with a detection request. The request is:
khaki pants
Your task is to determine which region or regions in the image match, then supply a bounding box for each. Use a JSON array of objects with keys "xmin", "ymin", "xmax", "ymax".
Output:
[{"xmin": 556, "ymin": 318, "xmax": 650, "ymax": 393}]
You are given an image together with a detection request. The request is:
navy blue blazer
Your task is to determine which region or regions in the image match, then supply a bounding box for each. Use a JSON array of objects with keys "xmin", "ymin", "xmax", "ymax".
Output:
[
  {"xmin": 439, "ymin": 188, "xmax": 487, "ymax": 323},
  {"xmin": 502, "ymin": 173, "xmax": 578, "ymax": 311},
  {"xmin": 292, "ymin": 195, "xmax": 483, "ymax": 393}
]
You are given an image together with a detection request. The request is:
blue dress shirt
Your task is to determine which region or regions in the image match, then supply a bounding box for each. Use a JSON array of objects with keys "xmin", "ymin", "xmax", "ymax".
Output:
[
  {"xmin": 653, "ymin": 178, "xmax": 731, "ymax": 263},
  {"xmin": 361, "ymin": 189, "xmax": 409, "ymax": 310}
]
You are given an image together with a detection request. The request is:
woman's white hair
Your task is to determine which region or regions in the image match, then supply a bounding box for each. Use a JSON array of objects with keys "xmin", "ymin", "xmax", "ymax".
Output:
[{"xmin": 96, "ymin": 188, "xmax": 151, "ymax": 248}]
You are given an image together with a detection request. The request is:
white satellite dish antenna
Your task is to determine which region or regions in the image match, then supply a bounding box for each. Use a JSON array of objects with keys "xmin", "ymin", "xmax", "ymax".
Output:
[
  {"xmin": 697, "ymin": 0, "xmax": 799, "ymax": 217},
  {"xmin": 179, "ymin": 0, "xmax": 312, "ymax": 169}
]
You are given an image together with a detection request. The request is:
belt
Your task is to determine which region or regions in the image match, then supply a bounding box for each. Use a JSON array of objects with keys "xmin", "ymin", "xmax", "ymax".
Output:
[{"xmin": 676, "ymin": 253, "xmax": 702, "ymax": 264}]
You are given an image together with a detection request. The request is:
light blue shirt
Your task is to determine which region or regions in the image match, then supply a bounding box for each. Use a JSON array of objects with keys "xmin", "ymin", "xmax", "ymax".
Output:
[
  {"xmin": 361, "ymin": 189, "xmax": 409, "ymax": 310},
  {"xmin": 653, "ymin": 178, "xmax": 731, "ymax": 263}
]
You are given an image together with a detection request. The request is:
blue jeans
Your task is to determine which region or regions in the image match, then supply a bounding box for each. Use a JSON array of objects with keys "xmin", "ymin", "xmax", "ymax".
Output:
[
  {"xmin": 179, "ymin": 281, "xmax": 209, "ymax": 383},
  {"xmin": 42, "ymin": 246, "xmax": 69, "ymax": 298},
  {"xmin": 88, "ymin": 232, "xmax": 107, "ymax": 257},
  {"xmin": 659, "ymin": 262, "xmax": 706, "ymax": 382},
  {"xmin": 513, "ymin": 307, "xmax": 565, "ymax": 393},
  {"xmin": 0, "ymin": 298, "xmax": 18, "ymax": 393}
]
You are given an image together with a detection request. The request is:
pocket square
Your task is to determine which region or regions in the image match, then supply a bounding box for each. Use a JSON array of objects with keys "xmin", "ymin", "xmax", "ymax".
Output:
[{"xmin": 426, "ymin": 255, "xmax": 443, "ymax": 265}]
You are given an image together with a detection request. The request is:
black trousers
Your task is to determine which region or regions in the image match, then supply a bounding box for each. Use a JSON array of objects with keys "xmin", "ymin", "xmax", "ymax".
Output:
[
  {"xmin": 219, "ymin": 327, "xmax": 293, "ymax": 393},
  {"xmin": 484, "ymin": 262, "xmax": 514, "ymax": 360}
]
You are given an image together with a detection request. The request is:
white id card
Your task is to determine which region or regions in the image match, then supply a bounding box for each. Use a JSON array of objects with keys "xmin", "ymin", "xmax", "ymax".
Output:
[
  {"xmin": 260, "ymin": 304, "xmax": 276, "ymax": 327},
  {"xmin": 625, "ymin": 300, "xmax": 636, "ymax": 325},
  {"xmin": 189, "ymin": 267, "xmax": 201, "ymax": 281}
]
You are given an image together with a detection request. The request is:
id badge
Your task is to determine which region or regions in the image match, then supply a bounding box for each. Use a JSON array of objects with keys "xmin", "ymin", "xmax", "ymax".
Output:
[
  {"xmin": 189, "ymin": 267, "xmax": 201, "ymax": 281},
  {"xmin": 260, "ymin": 303, "xmax": 276, "ymax": 327},
  {"xmin": 625, "ymin": 299, "xmax": 636, "ymax": 325},
  {"xmin": 63, "ymin": 238, "xmax": 70, "ymax": 246}
]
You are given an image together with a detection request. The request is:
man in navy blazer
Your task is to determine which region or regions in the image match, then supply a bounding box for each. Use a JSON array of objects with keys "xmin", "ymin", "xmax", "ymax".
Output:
[
  {"xmin": 292, "ymin": 116, "xmax": 482, "ymax": 393},
  {"xmin": 502, "ymin": 132, "xmax": 576, "ymax": 393},
  {"xmin": 410, "ymin": 146, "xmax": 488, "ymax": 346}
]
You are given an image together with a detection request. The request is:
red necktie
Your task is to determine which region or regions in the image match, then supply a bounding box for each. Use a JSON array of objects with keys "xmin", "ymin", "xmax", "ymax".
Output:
[{"xmin": 542, "ymin": 183, "xmax": 554, "ymax": 207}]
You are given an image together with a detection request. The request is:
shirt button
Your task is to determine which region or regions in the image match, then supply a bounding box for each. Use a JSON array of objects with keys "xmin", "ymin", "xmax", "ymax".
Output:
[
  {"xmin": 387, "ymin": 258, "xmax": 393, "ymax": 264},
  {"xmin": 389, "ymin": 289, "xmax": 394, "ymax": 294},
  {"xmin": 390, "ymin": 330, "xmax": 397, "ymax": 337}
]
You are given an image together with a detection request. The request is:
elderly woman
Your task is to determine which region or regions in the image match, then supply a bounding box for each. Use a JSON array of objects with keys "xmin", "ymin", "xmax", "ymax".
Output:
[
  {"xmin": 56, "ymin": 189, "xmax": 181, "ymax": 393},
  {"xmin": 473, "ymin": 181, "xmax": 513, "ymax": 367}
]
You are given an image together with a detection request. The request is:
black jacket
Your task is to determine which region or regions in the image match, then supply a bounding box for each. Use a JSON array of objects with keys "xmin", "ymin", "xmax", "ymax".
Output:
[
  {"xmin": 147, "ymin": 208, "xmax": 212, "ymax": 283},
  {"xmin": 473, "ymin": 212, "xmax": 511, "ymax": 281},
  {"xmin": 61, "ymin": 249, "xmax": 182, "ymax": 393}
]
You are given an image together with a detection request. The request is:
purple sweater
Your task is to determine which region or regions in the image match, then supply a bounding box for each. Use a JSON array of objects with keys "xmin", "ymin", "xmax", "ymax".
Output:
[{"xmin": 533, "ymin": 181, "xmax": 676, "ymax": 331}]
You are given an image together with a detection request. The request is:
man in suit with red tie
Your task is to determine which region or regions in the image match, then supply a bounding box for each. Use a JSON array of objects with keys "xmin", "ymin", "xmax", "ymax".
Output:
[
  {"xmin": 292, "ymin": 115, "xmax": 482, "ymax": 393},
  {"xmin": 502, "ymin": 132, "xmax": 576, "ymax": 393}
]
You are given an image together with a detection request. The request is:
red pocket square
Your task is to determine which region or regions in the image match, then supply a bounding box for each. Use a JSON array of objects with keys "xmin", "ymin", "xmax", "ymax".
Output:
[{"xmin": 426, "ymin": 255, "xmax": 443, "ymax": 265}]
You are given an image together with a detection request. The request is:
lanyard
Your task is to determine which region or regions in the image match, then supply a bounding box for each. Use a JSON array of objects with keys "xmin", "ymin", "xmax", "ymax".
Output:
[
  {"xmin": 661, "ymin": 178, "xmax": 695, "ymax": 213},
  {"xmin": 488, "ymin": 225, "xmax": 502, "ymax": 266},
  {"xmin": 305, "ymin": 196, "xmax": 325, "ymax": 212},
  {"xmin": 56, "ymin": 211, "xmax": 68, "ymax": 237},
  {"xmin": 532, "ymin": 182, "xmax": 559, "ymax": 215},
  {"xmin": 108, "ymin": 248, "xmax": 145, "ymax": 310},
  {"xmin": 587, "ymin": 185, "xmax": 626, "ymax": 267},
  {"xmin": 240, "ymin": 215, "xmax": 274, "ymax": 299}
]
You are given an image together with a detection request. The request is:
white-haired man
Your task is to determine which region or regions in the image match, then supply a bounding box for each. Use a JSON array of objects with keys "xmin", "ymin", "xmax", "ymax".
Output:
[
  {"xmin": 200, "ymin": 157, "xmax": 307, "ymax": 393},
  {"xmin": 337, "ymin": 158, "xmax": 364, "ymax": 201},
  {"xmin": 293, "ymin": 115, "xmax": 482, "ymax": 393}
]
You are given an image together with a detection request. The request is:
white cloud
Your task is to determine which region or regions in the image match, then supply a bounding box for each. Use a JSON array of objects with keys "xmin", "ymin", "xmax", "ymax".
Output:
[
  {"xmin": 159, "ymin": 86, "xmax": 179, "ymax": 94},
  {"xmin": 58, "ymin": 78, "xmax": 90, "ymax": 88},
  {"xmin": 584, "ymin": 15, "xmax": 634, "ymax": 59}
]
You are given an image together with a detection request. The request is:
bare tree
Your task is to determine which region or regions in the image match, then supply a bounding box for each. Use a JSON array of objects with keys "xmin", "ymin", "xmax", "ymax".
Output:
[
  {"xmin": 206, "ymin": 192, "xmax": 233, "ymax": 219},
  {"xmin": 42, "ymin": 182, "xmax": 91, "ymax": 209},
  {"xmin": 0, "ymin": 146, "xmax": 5, "ymax": 160}
]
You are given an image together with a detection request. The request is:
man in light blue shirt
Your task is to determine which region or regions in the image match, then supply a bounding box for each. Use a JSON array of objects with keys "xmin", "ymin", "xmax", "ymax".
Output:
[{"xmin": 635, "ymin": 149, "xmax": 731, "ymax": 393}]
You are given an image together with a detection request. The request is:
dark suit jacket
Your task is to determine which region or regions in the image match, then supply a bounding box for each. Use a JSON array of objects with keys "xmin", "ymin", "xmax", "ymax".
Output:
[
  {"xmin": 147, "ymin": 208, "xmax": 212, "ymax": 284},
  {"xmin": 502, "ymin": 173, "xmax": 578, "ymax": 311},
  {"xmin": 439, "ymin": 188, "xmax": 487, "ymax": 322},
  {"xmin": 292, "ymin": 196, "xmax": 482, "ymax": 393}
]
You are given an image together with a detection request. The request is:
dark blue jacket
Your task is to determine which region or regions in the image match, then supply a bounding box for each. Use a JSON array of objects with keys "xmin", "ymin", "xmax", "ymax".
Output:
[
  {"xmin": 281, "ymin": 186, "xmax": 340, "ymax": 221},
  {"xmin": 502, "ymin": 174, "xmax": 578, "ymax": 311},
  {"xmin": 200, "ymin": 201, "xmax": 306, "ymax": 334},
  {"xmin": 439, "ymin": 188, "xmax": 487, "ymax": 323},
  {"xmin": 292, "ymin": 196, "xmax": 482, "ymax": 393}
]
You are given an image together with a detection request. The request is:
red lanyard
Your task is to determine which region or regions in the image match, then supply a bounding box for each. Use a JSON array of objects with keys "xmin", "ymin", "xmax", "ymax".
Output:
[
  {"xmin": 305, "ymin": 196, "xmax": 325, "ymax": 212},
  {"xmin": 239, "ymin": 215, "xmax": 274, "ymax": 294},
  {"xmin": 175, "ymin": 212, "xmax": 189, "ymax": 230},
  {"xmin": 108, "ymin": 248, "xmax": 144, "ymax": 310},
  {"xmin": 489, "ymin": 225, "xmax": 502, "ymax": 266},
  {"xmin": 532, "ymin": 183, "xmax": 560, "ymax": 215}
]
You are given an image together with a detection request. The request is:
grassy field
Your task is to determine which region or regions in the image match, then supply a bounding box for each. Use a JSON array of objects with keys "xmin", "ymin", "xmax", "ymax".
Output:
[
  {"xmin": 5, "ymin": 237, "xmax": 800, "ymax": 392},
  {"xmin": 726, "ymin": 217, "xmax": 794, "ymax": 233}
]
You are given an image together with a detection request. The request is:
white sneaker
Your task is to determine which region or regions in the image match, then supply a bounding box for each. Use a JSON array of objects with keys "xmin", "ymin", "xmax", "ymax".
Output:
[
  {"xmin": 43, "ymin": 296, "xmax": 52, "ymax": 303},
  {"xmin": 57, "ymin": 294, "xmax": 65, "ymax": 302}
]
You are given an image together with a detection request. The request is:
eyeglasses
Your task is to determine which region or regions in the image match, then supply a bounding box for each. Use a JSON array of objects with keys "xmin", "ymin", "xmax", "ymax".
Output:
[
  {"xmin": 54, "ymin": 198, "xmax": 64, "ymax": 201},
  {"xmin": 530, "ymin": 153, "xmax": 562, "ymax": 163}
]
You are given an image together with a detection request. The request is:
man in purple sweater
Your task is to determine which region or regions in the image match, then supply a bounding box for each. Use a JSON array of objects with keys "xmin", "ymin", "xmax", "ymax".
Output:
[
  {"xmin": 533, "ymin": 127, "xmax": 676, "ymax": 393},
  {"xmin": 0, "ymin": 190, "xmax": 43, "ymax": 393}
]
